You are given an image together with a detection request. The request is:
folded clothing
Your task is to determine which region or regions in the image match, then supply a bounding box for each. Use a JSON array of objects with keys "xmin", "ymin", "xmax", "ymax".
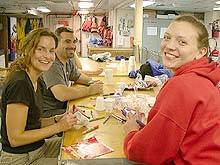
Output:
[
  {"xmin": 115, "ymin": 55, "xmax": 129, "ymax": 61},
  {"xmin": 89, "ymin": 52, "xmax": 111, "ymax": 62}
]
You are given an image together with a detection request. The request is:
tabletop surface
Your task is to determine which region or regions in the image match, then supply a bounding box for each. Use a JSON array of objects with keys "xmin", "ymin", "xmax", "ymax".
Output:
[{"xmin": 60, "ymin": 76, "xmax": 158, "ymax": 163}]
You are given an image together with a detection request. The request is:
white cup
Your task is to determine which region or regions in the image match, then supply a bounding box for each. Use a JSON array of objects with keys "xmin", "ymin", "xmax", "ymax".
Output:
[
  {"xmin": 117, "ymin": 82, "xmax": 126, "ymax": 92},
  {"xmin": 73, "ymin": 111, "xmax": 89, "ymax": 129},
  {"xmin": 128, "ymin": 56, "xmax": 136, "ymax": 73},
  {"xmin": 95, "ymin": 96, "xmax": 105, "ymax": 111},
  {"xmin": 104, "ymin": 98, "xmax": 115, "ymax": 113},
  {"xmin": 105, "ymin": 69, "xmax": 113, "ymax": 84},
  {"xmin": 119, "ymin": 59, "xmax": 126, "ymax": 71}
]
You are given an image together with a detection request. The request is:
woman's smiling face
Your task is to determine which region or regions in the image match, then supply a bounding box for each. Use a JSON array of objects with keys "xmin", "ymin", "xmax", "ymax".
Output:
[
  {"xmin": 30, "ymin": 36, "xmax": 56, "ymax": 74},
  {"xmin": 160, "ymin": 21, "xmax": 206, "ymax": 73}
]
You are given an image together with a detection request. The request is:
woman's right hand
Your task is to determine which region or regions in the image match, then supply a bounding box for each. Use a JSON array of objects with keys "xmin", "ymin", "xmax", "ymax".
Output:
[{"xmin": 57, "ymin": 111, "xmax": 78, "ymax": 131}]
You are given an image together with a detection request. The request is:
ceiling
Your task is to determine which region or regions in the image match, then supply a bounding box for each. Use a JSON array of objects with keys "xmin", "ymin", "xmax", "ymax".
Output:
[{"xmin": 0, "ymin": 0, "xmax": 219, "ymax": 15}]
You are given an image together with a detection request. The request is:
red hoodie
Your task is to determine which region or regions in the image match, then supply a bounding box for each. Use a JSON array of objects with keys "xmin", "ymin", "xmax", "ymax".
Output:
[{"xmin": 124, "ymin": 57, "xmax": 220, "ymax": 165}]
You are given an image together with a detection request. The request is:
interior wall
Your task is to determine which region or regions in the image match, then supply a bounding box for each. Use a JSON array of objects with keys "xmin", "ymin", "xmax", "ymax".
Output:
[
  {"xmin": 115, "ymin": 9, "xmax": 134, "ymax": 48},
  {"xmin": 204, "ymin": 11, "xmax": 220, "ymax": 53}
]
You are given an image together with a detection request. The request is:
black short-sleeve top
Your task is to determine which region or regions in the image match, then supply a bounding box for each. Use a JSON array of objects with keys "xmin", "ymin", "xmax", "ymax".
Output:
[{"xmin": 1, "ymin": 70, "xmax": 44, "ymax": 154}]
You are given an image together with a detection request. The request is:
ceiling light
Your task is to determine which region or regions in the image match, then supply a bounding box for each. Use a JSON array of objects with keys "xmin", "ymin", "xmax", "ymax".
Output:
[
  {"xmin": 216, "ymin": 1, "xmax": 220, "ymax": 5},
  {"xmin": 37, "ymin": 6, "xmax": 51, "ymax": 13},
  {"xmin": 78, "ymin": 10, "xmax": 89, "ymax": 15},
  {"xmin": 130, "ymin": 0, "xmax": 155, "ymax": 8},
  {"xmin": 213, "ymin": 6, "xmax": 220, "ymax": 10},
  {"xmin": 78, "ymin": 2, "xmax": 94, "ymax": 8},
  {"xmin": 27, "ymin": 8, "xmax": 38, "ymax": 15}
]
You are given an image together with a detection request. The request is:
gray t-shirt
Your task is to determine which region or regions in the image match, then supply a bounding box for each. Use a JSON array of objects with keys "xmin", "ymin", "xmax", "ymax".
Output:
[{"xmin": 40, "ymin": 56, "xmax": 81, "ymax": 117}]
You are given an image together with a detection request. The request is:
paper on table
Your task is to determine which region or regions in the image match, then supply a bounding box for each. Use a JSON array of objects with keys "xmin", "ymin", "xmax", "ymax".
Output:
[{"xmin": 62, "ymin": 136, "xmax": 113, "ymax": 159}]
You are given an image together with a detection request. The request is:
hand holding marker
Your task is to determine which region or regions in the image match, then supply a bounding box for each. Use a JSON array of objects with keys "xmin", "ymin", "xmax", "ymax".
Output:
[{"xmin": 121, "ymin": 107, "xmax": 145, "ymax": 127}]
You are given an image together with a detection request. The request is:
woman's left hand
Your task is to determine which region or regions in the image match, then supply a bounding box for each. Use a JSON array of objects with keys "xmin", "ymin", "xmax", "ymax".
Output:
[{"xmin": 123, "ymin": 112, "xmax": 142, "ymax": 135}]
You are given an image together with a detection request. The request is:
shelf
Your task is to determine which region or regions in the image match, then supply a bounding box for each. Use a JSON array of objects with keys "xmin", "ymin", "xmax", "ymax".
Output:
[{"xmin": 88, "ymin": 47, "xmax": 134, "ymax": 57}]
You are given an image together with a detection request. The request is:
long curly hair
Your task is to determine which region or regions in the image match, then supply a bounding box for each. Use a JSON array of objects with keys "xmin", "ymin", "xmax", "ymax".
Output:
[{"xmin": 4, "ymin": 28, "xmax": 58, "ymax": 84}]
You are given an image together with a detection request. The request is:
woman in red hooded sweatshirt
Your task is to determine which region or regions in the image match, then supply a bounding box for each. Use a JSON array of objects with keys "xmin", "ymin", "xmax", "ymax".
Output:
[{"xmin": 123, "ymin": 15, "xmax": 220, "ymax": 165}]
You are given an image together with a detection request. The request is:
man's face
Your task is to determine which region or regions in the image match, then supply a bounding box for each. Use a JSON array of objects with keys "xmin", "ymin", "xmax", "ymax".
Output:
[{"xmin": 58, "ymin": 32, "xmax": 78, "ymax": 59}]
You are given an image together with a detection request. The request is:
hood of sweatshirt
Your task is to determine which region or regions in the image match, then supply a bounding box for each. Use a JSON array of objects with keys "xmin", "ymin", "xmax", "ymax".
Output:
[{"xmin": 174, "ymin": 57, "xmax": 220, "ymax": 87}]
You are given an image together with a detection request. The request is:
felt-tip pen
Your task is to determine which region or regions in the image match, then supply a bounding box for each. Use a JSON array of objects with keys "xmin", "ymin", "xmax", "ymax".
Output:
[
  {"xmin": 89, "ymin": 116, "xmax": 105, "ymax": 122},
  {"xmin": 103, "ymin": 115, "xmax": 111, "ymax": 124},
  {"xmin": 136, "ymin": 120, "xmax": 145, "ymax": 127},
  {"xmin": 88, "ymin": 81, "xmax": 94, "ymax": 85},
  {"xmin": 82, "ymin": 125, "xmax": 99, "ymax": 135},
  {"xmin": 77, "ymin": 105, "xmax": 95, "ymax": 109}
]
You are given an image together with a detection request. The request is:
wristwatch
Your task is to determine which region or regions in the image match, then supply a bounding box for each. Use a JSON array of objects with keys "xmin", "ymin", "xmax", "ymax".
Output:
[{"xmin": 54, "ymin": 115, "xmax": 58, "ymax": 123}]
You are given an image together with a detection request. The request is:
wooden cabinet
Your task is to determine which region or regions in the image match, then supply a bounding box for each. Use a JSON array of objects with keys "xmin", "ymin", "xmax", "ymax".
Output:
[{"xmin": 88, "ymin": 47, "xmax": 133, "ymax": 57}]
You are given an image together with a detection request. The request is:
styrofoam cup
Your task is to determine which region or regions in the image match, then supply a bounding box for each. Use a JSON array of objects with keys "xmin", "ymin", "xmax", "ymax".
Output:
[
  {"xmin": 95, "ymin": 96, "xmax": 105, "ymax": 111},
  {"xmin": 105, "ymin": 69, "xmax": 113, "ymax": 84},
  {"xmin": 104, "ymin": 98, "xmax": 115, "ymax": 113}
]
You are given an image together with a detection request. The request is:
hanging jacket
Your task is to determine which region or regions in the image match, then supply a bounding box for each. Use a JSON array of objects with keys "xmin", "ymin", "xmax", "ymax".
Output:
[
  {"xmin": 91, "ymin": 16, "xmax": 98, "ymax": 33},
  {"xmin": 25, "ymin": 18, "xmax": 31, "ymax": 35},
  {"xmin": 82, "ymin": 16, "xmax": 92, "ymax": 32}
]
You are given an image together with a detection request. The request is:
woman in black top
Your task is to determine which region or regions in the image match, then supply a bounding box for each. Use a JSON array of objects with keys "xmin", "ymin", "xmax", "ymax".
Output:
[{"xmin": 0, "ymin": 28, "xmax": 78, "ymax": 164}]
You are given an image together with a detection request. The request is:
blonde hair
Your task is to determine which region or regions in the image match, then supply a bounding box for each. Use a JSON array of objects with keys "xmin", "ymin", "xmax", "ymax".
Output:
[
  {"xmin": 173, "ymin": 15, "xmax": 209, "ymax": 56},
  {"xmin": 5, "ymin": 28, "xmax": 58, "ymax": 83}
]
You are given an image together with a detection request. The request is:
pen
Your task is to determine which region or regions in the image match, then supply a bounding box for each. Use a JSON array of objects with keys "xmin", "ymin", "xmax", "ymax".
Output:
[
  {"xmin": 136, "ymin": 120, "xmax": 145, "ymax": 127},
  {"xmin": 77, "ymin": 105, "xmax": 95, "ymax": 109},
  {"xmin": 78, "ymin": 110, "xmax": 90, "ymax": 119},
  {"xmin": 103, "ymin": 115, "xmax": 111, "ymax": 124},
  {"xmin": 89, "ymin": 116, "xmax": 105, "ymax": 122},
  {"xmin": 90, "ymin": 110, "xmax": 94, "ymax": 119},
  {"xmin": 111, "ymin": 114, "xmax": 126, "ymax": 123},
  {"xmin": 102, "ymin": 93, "xmax": 115, "ymax": 97},
  {"xmin": 88, "ymin": 81, "xmax": 94, "ymax": 85},
  {"xmin": 82, "ymin": 125, "xmax": 99, "ymax": 135}
]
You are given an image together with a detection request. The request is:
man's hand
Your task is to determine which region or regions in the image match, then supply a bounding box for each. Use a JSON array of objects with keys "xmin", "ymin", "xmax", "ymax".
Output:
[{"xmin": 88, "ymin": 81, "xmax": 103, "ymax": 95}]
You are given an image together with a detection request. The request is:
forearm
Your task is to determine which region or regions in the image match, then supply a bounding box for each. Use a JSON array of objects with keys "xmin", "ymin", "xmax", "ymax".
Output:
[
  {"xmin": 56, "ymin": 86, "xmax": 90, "ymax": 101},
  {"xmin": 9, "ymin": 123, "xmax": 62, "ymax": 147},
  {"xmin": 76, "ymin": 72, "xmax": 92, "ymax": 85},
  {"xmin": 40, "ymin": 114, "xmax": 63, "ymax": 127}
]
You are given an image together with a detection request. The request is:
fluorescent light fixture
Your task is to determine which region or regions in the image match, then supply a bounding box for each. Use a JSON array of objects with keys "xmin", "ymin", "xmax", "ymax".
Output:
[
  {"xmin": 213, "ymin": 6, "xmax": 220, "ymax": 10},
  {"xmin": 78, "ymin": 2, "xmax": 94, "ymax": 8},
  {"xmin": 27, "ymin": 8, "xmax": 38, "ymax": 15},
  {"xmin": 37, "ymin": 6, "xmax": 51, "ymax": 13},
  {"xmin": 130, "ymin": 0, "xmax": 155, "ymax": 8},
  {"xmin": 216, "ymin": 1, "xmax": 220, "ymax": 5},
  {"xmin": 78, "ymin": 10, "xmax": 89, "ymax": 15}
]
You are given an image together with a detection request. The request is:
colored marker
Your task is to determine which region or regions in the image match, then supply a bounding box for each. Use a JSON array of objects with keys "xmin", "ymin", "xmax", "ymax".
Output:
[
  {"xmin": 88, "ymin": 81, "xmax": 94, "ymax": 85},
  {"xmin": 90, "ymin": 110, "xmax": 94, "ymax": 119},
  {"xmin": 136, "ymin": 120, "xmax": 145, "ymax": 127},
  {"xmin": 77, "ymin": 105, "xmax": 95, "ymax": 109},
  {"xmin": 78, "ymin": 110, "xmax": 90, "ymax": 119},
  {"xmin": 102, "ymin": 93, "xmax": 115, "ymax": 96},
  {"xmin": 103, "ymin": 115, "xmax": 111, "ymax": 124},
  {"xmin": 82, "ymin": 125, "xmax": 99, "ymax": 135},
  {"xmin": 111, "ymin": 114, "xmax": 126, "ymax": 123},
  {"xmin": 89, "ymin": 116, "xmax": 105, "ymax": 122}
]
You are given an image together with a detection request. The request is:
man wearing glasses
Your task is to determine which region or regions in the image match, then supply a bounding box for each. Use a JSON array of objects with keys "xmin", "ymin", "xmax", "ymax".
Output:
[{"xmin": 40, "ymin": 27, "xmax": 103, "ymax": 118}]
